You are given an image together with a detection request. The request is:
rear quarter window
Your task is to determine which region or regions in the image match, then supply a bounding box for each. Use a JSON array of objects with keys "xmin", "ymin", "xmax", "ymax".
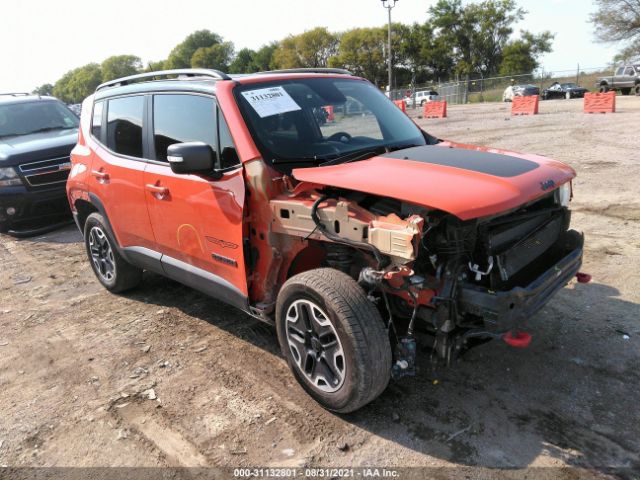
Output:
[
  {"xmin": 107, "ymin": 96, "xmax": 144, "ymax": 158},
  {"xmin": 91, "ymin": 101, "xmax": 104, "ymax": 139}
]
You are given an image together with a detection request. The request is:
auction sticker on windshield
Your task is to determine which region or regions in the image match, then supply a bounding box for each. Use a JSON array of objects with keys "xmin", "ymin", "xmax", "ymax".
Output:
[{"xmin": 241, "ymin": 86, "xmax": 301, "ymax": 118}]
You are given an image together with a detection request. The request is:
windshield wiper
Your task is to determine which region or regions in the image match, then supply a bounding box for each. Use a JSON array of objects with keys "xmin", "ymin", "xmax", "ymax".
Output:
[
  {"xmin": 319, "ymin": 143, "xmax": 424, "ymax": 167},
  {"xmin": 27, "ymin": 126, "xmax": 75, "ymax": 135},
  {"xmin": 319, "ymin": 146, "xmax": 387, "ymax": 167}
]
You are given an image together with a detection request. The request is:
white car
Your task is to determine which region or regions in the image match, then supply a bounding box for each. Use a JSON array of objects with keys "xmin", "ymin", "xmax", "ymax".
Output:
[{"xmin": 404, "ymin": 90, "xmax": 440, "ymax": 107}]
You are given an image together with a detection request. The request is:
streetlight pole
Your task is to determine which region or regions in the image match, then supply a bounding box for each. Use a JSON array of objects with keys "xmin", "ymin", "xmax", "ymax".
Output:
[{"xmin": 381, "ymin": 0, "xmax": 398, "ymax": 97}]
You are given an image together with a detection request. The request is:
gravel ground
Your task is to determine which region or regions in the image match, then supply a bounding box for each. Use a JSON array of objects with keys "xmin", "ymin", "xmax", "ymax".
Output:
[{"xmin": 0, "ymin": 97, "xmax": 638, "ymax": 478}]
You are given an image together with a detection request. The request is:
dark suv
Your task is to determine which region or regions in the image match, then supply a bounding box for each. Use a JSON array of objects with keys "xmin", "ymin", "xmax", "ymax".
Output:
[{"xmin": 0, "ymin": 93, "xmax": 79, "ymax": 234}]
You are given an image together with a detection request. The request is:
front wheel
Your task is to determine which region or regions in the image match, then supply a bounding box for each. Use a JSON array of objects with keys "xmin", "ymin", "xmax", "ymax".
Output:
[
  {"xmin": 276, "ymin": 268, "xmax": 392, "ymax": 413},
  {"xmin": 599, "ymin": 85, "xmax": 609, "ymax": 93},
  {"xmin": 84, "ymin": 213, "xmax": 142, "ymax": 293}
]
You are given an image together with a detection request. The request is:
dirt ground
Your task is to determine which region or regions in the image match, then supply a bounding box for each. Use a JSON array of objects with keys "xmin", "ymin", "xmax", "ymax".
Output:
[{"xmin": 0, "ymin": 97, "xmax": 639, "ymax": 478}]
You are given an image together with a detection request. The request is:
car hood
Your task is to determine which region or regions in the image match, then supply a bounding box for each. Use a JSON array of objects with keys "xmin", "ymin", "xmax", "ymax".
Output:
[
  {"xmin": 292, "ymin": 142, "xmax": 576, "ymax": 220},
  {"xmin": 0, "ymin": 128, "xmax": 78, "ymax": 166}
]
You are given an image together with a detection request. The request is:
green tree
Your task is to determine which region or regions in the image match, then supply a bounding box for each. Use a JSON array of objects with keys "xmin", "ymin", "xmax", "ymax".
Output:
[
  {"xmin": 191, "ymin": 41, "xmax": 234, "ymax": 70},
  {"xmin": 273, "ymin": 27, "xmax": 339, "ymax": 68},
  {"xmin": 101, "ymin": 55, "xmax": 142, "ymax": 82},
  {"xmin": 252, "ymin": 42, "xmax": 278, "ymax": 71},
  {"xmin": 229, "ymin": 48, "xmax": 257, "ymax": 73},
  {"xmin": 499, "ymin": 31, "xmax": 554, "ymax": 75},
  {"xmin": 330, "ymin": 27, "xmax": 387, "ymax": 85},
  {"xmin": 53, "ymin": 64, "xmax": 103, "ymax": 103},
  {"xmin": 165, "ymin": 30, "xmax": 223, "ymax": 69},
  {"xmin": 426, "ymin": 0, "xmax": 550, "ymax": 77},
  {"xmin": 591, "ymin": 0, "xmax": 640, "ymax": 60},
  {"xmin": 32, "ymin": 83, "xmax": 54, "ymax": 96},
  {"xmin": 145, "ymin": 60, "xmax": 166, "ymax": 72},
  {"xmin": 395, "ymin": 23, "xmax": 453, "ymax": 84}
]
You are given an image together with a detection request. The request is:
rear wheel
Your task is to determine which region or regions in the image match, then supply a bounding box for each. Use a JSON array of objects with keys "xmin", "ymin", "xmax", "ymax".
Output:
[
  {"xmin": 635, "ymin": 84, "xmax": 640, "ymax": 96},
  {"xmin": 276, "ymin": 268, "xmax": 392, "ymax": 413},
  {"xmin": 599, "ymin": 84, "xmax": 609, "ymax": 93},
  {"xmin": 84, "ymin": 213, "xmax": 142, "ymax": 293},
  {"xmin": 565, "ymin": 91, "xmax": 572, "ymax": 100}
]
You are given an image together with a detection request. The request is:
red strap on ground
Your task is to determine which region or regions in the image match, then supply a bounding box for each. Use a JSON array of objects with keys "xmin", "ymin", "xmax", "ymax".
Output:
[
  {"xmin": 576, "ymin": 272, "xmax": 592, "ymax": 283},
  {"xmin": 502, "ymin": 331, "xmax": 532, "ymax": 348}
]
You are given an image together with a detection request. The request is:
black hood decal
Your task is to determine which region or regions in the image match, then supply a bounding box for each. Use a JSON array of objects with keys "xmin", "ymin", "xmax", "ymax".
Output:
[{"xmin": 382, "ymin": 146, "xmax": 539, "ymax": 178}]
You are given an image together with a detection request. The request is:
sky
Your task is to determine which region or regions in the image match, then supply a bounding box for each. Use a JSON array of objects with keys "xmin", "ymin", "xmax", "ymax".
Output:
[{"xmin": 0, "ymin": 0, "xmax": 620, "ymax": 93}]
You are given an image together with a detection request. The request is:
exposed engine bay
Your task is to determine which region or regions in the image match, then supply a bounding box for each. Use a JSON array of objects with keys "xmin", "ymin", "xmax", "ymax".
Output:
[{"xmin": 269, "ymin": 186, "xmax": 584, "ymax": 376}]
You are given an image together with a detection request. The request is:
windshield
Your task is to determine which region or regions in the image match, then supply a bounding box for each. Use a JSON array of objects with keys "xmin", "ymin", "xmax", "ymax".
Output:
[
  {"xmin": 562, "ymin": 83, "xmax": 577, "ymax": 88},
  {"xmin": 0, "ymin": 100, "xmax": 79, "ymax": 139},
  {"xmin": 235, "ymin": 78, "xmax": 427, "ymax": 170}
]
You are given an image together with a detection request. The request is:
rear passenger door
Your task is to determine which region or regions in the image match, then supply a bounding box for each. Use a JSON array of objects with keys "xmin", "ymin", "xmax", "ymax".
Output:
[
  {"xmin": 142, "ymin": 93, "xmax": 248, "ymax": 296},
  {"xmin": 89, "ymin": 95, "xmax": 157, "ymax": 251}
]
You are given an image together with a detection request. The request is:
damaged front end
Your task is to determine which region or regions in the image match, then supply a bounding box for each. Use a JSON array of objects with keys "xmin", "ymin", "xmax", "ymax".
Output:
[{"xmin": 269, "ymin": 185, "xmax": 583, "ymax": 377}]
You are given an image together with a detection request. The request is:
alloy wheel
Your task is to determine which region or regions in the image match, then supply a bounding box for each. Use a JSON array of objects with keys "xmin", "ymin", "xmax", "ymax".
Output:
[
  {"xmin": 285, "ymin": 299, "xmax": 346, "ymax": 393},
  {"xmin": 88, "ymin": 226, "xmax": 115, "ymax": 282}
]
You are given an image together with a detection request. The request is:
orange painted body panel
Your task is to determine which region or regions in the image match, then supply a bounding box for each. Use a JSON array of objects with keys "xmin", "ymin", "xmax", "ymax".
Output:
[
  {"xmin": 143, "ymin": 163, "xmax": 248, "ymax": 295},
  {"xmin": 292, "ymin": 141, "xmax": 575, "ymax": 220}
]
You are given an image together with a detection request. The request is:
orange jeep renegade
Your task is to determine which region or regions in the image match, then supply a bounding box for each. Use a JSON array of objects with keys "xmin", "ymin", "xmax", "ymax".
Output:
[{"xmin": 67, "ymin": 68, "xmax": 584, "ymax": 412}]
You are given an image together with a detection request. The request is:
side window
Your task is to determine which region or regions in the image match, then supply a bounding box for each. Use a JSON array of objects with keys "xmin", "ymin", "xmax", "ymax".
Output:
[
  {"xmin": 153, "ymin": 94, "xmax": 216, "ymax": 162},
  {"xmin": 218, "ymin": 109, "xmax": 240, "ymax": 169},
  {"xmin": 107, "ymin": 96, "xmax": 144, "ymax": 158},
  {"xmin": 625, "ymin": 67, "xmax": 635, "ymax": 75},
  {"xmin": 616, "ymin": 67, "xmax": 625, "ymax": 76},
  {"xmin": 91, "ymin": 101, "xmax": 104, "ymax": 139}
]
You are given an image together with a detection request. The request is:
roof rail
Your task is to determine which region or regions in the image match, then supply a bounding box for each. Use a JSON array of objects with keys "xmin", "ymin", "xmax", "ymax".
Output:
[
  {"xmin": 256, "ymin": 68, "xmax": 353, "ymax": 76},
  {"xmin": 96, "ymin": 69, "xmax": 231, "ymax": 92},
  {"xmin": 0, "ymin": 92, "xmax": 31, "ymax": 97}
]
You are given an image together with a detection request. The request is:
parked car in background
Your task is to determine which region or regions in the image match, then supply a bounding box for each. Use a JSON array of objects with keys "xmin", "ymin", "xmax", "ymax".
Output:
[
  {"xmin": 597, "ymin": 65, "xmax": 640, "ymax": 95},
  {"xmin": 502, "ymin": 84, "xmax": 540, "ymax": 102},
  {"xmin": 542, "ymin": 82, "xmax": 589, "ymax": 100},
  {"xmin": 67, "ymin": 68, "xmax": 583, "ymax": 413},
  {"xmin": 67, "ymin": 103, "xmax": 82, "ymax": 116},
  {"xmin": 0, "ymin": 93, "xmax": 78, "ymax": 234},
  {"xmin": 404, "ymin": 90, "xmax": 440, "ymax": 107}
]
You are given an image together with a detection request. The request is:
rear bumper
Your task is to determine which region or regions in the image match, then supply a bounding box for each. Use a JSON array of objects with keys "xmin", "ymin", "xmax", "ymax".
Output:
[
  {"xmin": 457, "ymin": 230, "xmax": 584, "ymax": 331},
  {"xmin": 0, "ymin": 185, "xmax": 71, "ymax": 231}
]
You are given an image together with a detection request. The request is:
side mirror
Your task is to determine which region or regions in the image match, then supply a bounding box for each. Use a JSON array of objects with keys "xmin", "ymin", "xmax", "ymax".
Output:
[{"xmin": 167, "ymin": 142, "xmax": 222, "ymax": 179}]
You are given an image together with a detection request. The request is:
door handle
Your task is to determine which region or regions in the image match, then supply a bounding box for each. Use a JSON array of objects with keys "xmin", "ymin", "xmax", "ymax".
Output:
[
  {"xmin": 146, "ymin": 183, "xmax": 170, "ymax": 199},
  {"xmin": 91, "ymin": 169, "xmax": 109, "ymax": 182}
]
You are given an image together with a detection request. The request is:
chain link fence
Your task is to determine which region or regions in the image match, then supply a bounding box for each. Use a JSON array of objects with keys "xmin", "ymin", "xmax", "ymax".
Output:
[{"xmin": 390, "ymin": 66, "xmax": 611, "ymax": 107}]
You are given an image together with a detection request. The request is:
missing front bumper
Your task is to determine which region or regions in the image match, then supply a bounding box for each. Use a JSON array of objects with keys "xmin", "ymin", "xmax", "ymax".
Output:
[{"xmin": 457, "ymin": 230, "xmax": 584, "ymax": 331}]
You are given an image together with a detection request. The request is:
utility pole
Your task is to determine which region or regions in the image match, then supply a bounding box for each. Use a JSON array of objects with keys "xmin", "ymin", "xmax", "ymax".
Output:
[{"xmin": 381, "ymin": 0, "xmax": 398, "ymax": 98}]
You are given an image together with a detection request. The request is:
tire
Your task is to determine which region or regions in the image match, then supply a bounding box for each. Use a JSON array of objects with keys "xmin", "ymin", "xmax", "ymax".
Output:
[
  {"xmin": 420, "ymin": 100, "xmax": 426, "ymax": 107},
  {"xmin": 83, "ymin": 212, "xmax": 142, "ymax": 293},
  {"xmin": 635, "ymin": 85, "xmax": 640, "ymax": 96},
  {"xmin": 565, "ymin": 91, "xmax": 572, "ymax": 100},
  {"xmin": 621, "ymin": 88, "xmax": 631, "ymax": 96},
  {"xmin": 0, "ymin": 223, "xmax": 8, "ymax": 234},
  {"xmin": 276, "ymin": 268, "xmax": 392, "ymax": 413},
  {"xmin": 599, "ymin": 84, "xmax": 609, "ymax": 93}
]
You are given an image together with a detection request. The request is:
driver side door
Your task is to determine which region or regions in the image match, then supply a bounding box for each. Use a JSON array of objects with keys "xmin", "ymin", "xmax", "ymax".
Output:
[{"xmin": 142, "ymin": 93, "xmax": 248, "ymax": 302}]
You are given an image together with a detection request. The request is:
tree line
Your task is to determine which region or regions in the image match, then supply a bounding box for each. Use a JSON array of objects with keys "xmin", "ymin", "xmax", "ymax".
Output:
[{"xmin": 38, "ymin": 0, "xmax": 557, "ymax": 103}]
